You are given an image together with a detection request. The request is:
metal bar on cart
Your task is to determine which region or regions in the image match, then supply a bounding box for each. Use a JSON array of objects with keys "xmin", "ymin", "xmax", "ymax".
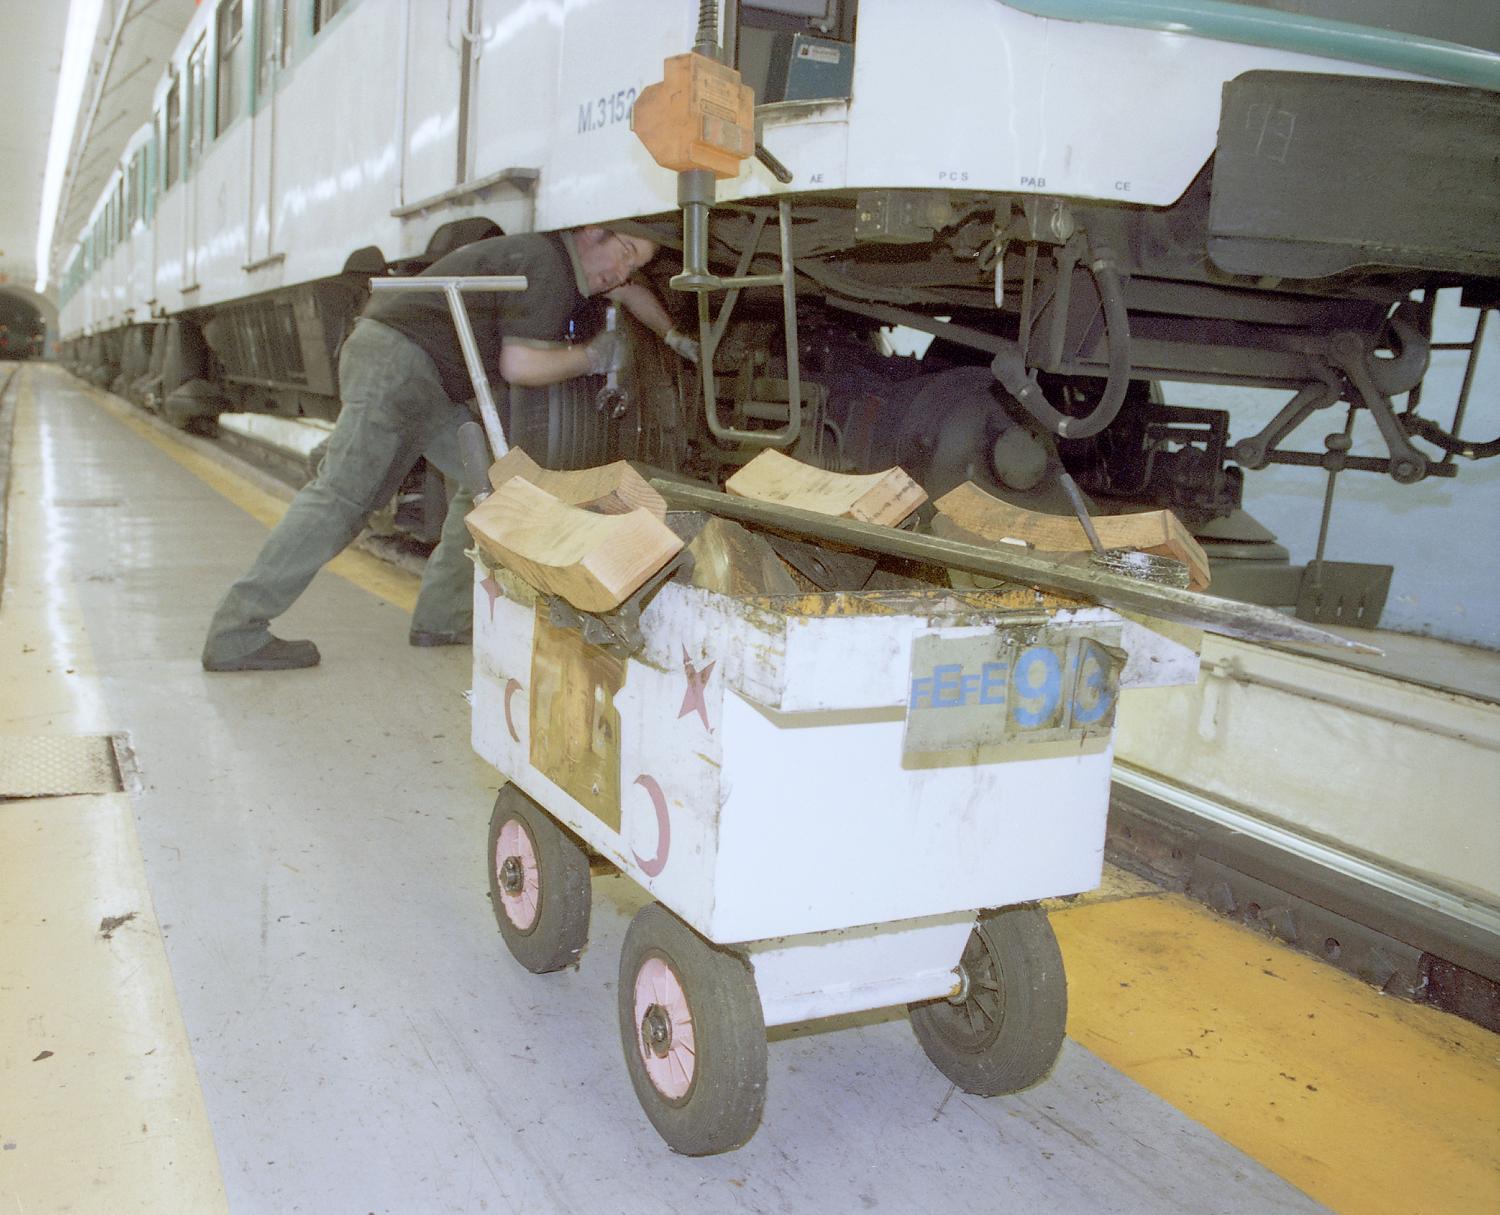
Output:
[
  {"xmin": 650, "ymin": 478, "xmax": 1379, "ymax": 653},
  {"xmin": 367, "ymin": 274, "xmax": 527, "ymax": 459}
]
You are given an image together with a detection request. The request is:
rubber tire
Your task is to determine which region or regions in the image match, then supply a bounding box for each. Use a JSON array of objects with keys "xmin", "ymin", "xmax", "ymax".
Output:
[
  {"xmin": 507, "ymin": 378, "xmax": 610, "ymax": 470},
  {"xmin": 486, "ymin": 784, "xmax": 591, "ymax": 974},
  {"xmin": 908, "ymin": 906, "xmax": 1067, "ymax": 1095},
  {"xmin": 618, "ymin": 903, "xmax": 768, "ymax": 1156}
]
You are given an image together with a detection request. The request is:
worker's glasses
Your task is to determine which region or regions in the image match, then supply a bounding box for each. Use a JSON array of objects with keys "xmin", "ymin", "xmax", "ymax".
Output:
[{"xmin": 611, "ymin": 234, "xmax": 640, "ymax": 267}]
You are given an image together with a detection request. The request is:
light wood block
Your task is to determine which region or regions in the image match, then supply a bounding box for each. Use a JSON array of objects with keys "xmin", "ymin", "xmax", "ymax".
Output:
[
  {"xmin": 686, "ymin": 516, "xmax": 800, "ymax": 597},
  {"xmin": 934, "ymin": 481, "xmax": 1211, "ymax": 590},
  {"xmin": 466, "ymin": 477, "xmax": 684, "ymax": 613},
  {"xmin": 489, "ymin": 447, "xmax": 667, "ymax": 519},
  {"xmin": 725, "ymin": 449, "xmax": 927, "ymax": 526}
]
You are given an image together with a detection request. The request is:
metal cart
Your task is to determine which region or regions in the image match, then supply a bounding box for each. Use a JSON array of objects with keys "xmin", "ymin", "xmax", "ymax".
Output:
[{"xmin": 470, "ymin": 558, "xmax": 1200, "ymax": 1154}]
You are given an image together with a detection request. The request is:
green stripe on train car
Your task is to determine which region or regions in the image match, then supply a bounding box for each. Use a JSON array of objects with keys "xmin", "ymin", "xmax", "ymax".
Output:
[{"xmin": 1001, "ymin": 0, "xmax": 1500, "ymax": 91}]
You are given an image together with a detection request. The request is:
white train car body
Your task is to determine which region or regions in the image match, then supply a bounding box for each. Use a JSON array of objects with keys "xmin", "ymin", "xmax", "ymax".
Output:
[{"xmin": 54, "ymin": 0, "xmax": 1500, "ymax": 561}]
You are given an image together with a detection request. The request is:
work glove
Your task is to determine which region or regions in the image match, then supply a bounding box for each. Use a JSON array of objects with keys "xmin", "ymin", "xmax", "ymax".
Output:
[
  {"xmin": 585, "ymin": 330, "xmax": 620, "ymax": 376},
  {"xmin": 664, "ymin": 327, "xmax": 701, "ymax": 364}
]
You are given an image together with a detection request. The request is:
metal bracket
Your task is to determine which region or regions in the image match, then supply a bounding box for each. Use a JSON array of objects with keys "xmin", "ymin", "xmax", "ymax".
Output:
[
  {"xmin": 544, "ymin": 549, "xmax": 696, "ymax": 657},
  {"xmin": 677, "ymin": 199, "xmax": 805, "ymax": 450},
  {"xmin": 1232, "ymin": 301, "xmax": 1433, "ymax": 482}
]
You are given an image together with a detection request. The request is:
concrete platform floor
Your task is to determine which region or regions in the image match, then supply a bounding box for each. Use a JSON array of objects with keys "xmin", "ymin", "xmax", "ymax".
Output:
[{"xmin": 2, "ymin": 362, "xmax": 1497, "ymax": 1214}]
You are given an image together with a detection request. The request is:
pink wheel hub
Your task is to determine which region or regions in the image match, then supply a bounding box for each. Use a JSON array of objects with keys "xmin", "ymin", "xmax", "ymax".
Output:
[
  {"xmin": 633, "ymin": 956, "xmax": 696, "ymax": 1100},
  {"xmin": 495, "ymin": 819, "xmax": 540, "ymax": 931}
]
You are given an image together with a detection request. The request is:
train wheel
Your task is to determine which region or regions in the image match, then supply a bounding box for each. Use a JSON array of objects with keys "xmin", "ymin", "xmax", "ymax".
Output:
[
  {"xmin": 908, "ymin": 906, "xmax": 1067, "ymax": 1095},
  {"xmin": 486, "ymin": 785, "xmax": 590, "ymax": 973},
  {"xmin": 618, "ymin": 903, "xmax": 767, "ymax": 1155},
  {"xmin": 507, "ymin": 378, "xmax": 610, "ymax": 470}
]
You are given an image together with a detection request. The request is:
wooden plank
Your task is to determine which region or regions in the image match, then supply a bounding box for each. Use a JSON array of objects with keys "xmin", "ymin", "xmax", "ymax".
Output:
[
  {"xmin": 488, "ymin": 447, "xmax": 667, "ymax": 519},
  {"xmin": 725, "ymin": 449, "xmax": 926, "ymax": 526},
  {"xmin": 465, "ymin": 477, "xmax": 683, "ymax": 612},
  {"xmin": 933, "ymin": 481, "xmax": 1212, "ymax": 591},
  {"xmin": 654, "ymin": 479, "xmax": 1375, "ymax": 651},
  {"xmin": 528, "ymin": 606, "xmax": 624, "ymax": 831}
]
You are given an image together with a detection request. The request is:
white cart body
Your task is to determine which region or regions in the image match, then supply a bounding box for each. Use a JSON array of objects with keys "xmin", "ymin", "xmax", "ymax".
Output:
[{"xmin": 472, "ymin": 559, "xmax": 1199, "ymax": 1025}]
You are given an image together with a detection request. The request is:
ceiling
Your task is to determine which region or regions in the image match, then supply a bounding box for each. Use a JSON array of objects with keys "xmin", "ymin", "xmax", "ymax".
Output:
[
  {"xmin": 0, "ymin": 0, "xmax": 72, "ymax": 298},
  {"xmin": 0, "ymin": 0, "xmax": 195, "ymax": 305}
]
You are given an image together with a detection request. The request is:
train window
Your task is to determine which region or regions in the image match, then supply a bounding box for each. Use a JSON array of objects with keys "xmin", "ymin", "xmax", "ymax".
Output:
[
  {"xmin": 257, "ymin": 0, "xmax": 287, "ymax": 97},
  {"xmin": 217, "ymin": 0, "xmax": 245, "ymax": 135},
  {"xmin": 144, "ymin": 134, "xmax": 156, "ymax": 220},
  {"xmin": 313, "ymin": 0, "xmax": 349, "ymax": 35},
  {"xmin": 163, "ymin": 80, "xmax": 181, "ymax": 188},
  {"xmin": 187, "ymin": 38, "xmax": 207, "ymax": 170}
]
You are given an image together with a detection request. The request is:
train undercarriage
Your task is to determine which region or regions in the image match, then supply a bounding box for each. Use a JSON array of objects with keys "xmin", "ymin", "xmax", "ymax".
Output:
[{"xmin": 61, "ymin": 156, "xmax": 1497, "ymax": 621}]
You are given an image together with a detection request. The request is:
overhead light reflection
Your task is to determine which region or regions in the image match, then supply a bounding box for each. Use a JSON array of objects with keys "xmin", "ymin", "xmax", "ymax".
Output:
[{"xmin": 35, "ymin": 0, "xmax": 106, "ymax": 294}]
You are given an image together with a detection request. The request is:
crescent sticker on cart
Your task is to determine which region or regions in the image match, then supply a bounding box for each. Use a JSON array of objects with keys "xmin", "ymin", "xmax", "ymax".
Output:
[
  {"xmin": 503, "ymin": 679, "xmax": 523, "ymax": 743},
  {"xmin": 631, "ymin": 774, "xmax": 671, "ymax": 877}
]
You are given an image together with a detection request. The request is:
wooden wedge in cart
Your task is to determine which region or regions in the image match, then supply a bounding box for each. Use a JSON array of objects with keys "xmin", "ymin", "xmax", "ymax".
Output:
[
  {"xmin": 465, "ymin": 477, "xmax": 683, "ymax": 613},
  {"xmin": 488, "ymin": 447, "xmax": 668, "ymax": 519},
  {"xmin": 934, "ymin": 481, "xmax": 1211, "ymax": 590},
  {"xmin": 725, "ymin": 449, "xmax": 927, "ymax": 526}
]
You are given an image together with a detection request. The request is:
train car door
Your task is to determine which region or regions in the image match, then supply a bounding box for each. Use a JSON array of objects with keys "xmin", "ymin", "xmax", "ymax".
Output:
[
  {"xmin": 467, "ymin": 0, "xmax": 562, "ymax": 228},
  {"xmin": 247, "ymin": 0, "xmax": 285, "ymax": 266},
  {"xmin": 397, "ymin": 1, "xmax": 476, "ymax": 208},
  {"xmin": 183, "ymin": 35, "xmax": 208, "ymax": 289}
]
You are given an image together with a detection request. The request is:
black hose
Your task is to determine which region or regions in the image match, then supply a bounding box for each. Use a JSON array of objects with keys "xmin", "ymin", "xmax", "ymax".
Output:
[
  {"xmin": 990, "ymin": 238, "xmax": 1133, "ymax": 441},
  {"xmin": 1404, "ymin": 415, "xmax": 1500, "ymax": 460}
]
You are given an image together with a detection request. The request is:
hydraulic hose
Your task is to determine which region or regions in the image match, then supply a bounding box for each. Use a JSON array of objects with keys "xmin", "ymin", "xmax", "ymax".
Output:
[
  {"xmin": 990, "ymin": 237, "xmax": 1133, "ymax": 441},
  {"xmin": 1403, "ymin": 415, "xmax": 1500, "ymax": 461}
]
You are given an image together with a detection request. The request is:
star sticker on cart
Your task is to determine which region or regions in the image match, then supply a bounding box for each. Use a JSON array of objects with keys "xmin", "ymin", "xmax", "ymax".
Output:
[{"xmin": 678, "ymin": 647, "xmax": 716, "ymax": 730}]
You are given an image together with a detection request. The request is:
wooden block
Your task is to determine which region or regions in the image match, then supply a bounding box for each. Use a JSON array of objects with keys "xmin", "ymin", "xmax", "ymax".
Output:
[
  {"xmin": 725, "ymin": 449, "xmax": 927, "ymax": 527},
  {"xmin": 528, "ymin": 606, "xmax": 625, "ymax": 830},
  {"xmin": 933, "ymin": 481, "xmax": 1211, "ymax": 590},
  {"xmin": 489, "ymin": 447, "xmax": 667, "ymax": 520},
  {"xmin": 687, "ymin": 516, "xmax": 800, "ymax": 597},
  {"xmin": 465, "ymin": 477, "xmax": 684, "ymax": 613}
]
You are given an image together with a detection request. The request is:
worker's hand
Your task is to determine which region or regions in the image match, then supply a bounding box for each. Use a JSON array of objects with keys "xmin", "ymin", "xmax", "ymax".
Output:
[
  {"xmin": 585, "ymin": 330, "xmax": 620, "ymax": 376},
  {"xmin": 664, "ymin": 327, "xmax": 701, "ymax": 364}
]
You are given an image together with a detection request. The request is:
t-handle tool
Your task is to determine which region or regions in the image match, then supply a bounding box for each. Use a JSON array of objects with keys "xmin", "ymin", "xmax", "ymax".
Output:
[
  {"xmin": 458, "ymin": 420, "xmax": 494, "ymax": 505},
  {"xmin": 367, "ymin": 274, "xmax": 527, "ymax": 460}
]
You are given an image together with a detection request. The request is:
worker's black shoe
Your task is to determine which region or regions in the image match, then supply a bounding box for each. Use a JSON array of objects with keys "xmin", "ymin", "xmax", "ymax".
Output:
[
  {"xmin": 408, "ymin": 628, "xmax": 473, "ymax": 647},
  {"xmin": 202, "ymin": 637, "xmax": 321, "ymax": 672}
]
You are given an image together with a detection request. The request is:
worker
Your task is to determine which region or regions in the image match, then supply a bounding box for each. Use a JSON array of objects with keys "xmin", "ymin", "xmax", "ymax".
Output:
[{"xmin": 201, "ymin": 225, "xmax": 696, "ymax": 672}]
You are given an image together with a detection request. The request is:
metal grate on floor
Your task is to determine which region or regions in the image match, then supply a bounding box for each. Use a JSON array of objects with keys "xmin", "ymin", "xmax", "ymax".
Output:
[{"xmin": 0, "ymin": 736, "xmax": 124, "ymax": 797}]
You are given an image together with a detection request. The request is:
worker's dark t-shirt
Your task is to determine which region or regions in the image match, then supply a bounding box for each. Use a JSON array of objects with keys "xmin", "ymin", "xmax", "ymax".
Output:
[{"xmin": 363, "ymin": 232, "xmax": 587, "ymax": 402}]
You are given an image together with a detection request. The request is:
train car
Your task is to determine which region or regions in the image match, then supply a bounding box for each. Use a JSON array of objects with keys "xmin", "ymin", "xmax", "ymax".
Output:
[
  {"xmin": 0, "ymin": 294, "xmax": 47, "ymax": 360},
  {"xmin": 54, "ymin": 0, "xmax": 1500, "ymax": 564}
]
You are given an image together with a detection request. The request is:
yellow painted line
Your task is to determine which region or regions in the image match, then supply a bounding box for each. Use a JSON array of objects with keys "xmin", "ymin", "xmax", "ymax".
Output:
[
  {"xmin": 1, "ymin": 366, "xmax": 230, "ymax": 1213},
  {"xmin": 1054, "ymin": 891, "xmax": 1500, "ymax": 1215},
  {"xmin": 76, "ymin": 373, "xmax": 417, "ymax": 611}
]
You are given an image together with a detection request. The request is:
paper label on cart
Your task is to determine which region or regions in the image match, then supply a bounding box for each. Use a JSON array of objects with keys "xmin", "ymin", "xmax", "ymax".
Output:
[{"xmin": 903, "ymin": 631, "xmax": 1123, "ymax": 757}]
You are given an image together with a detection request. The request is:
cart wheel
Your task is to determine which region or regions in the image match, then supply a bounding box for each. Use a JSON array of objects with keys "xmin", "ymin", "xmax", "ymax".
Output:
[
  {"xmin": 617, "ymin": 903, "xmax": 767, "ymax": 1155},
  {"xmin": 486, "ymin": 785, "xmax": 591, "ymax": 973},
  {"xmin": 908, "ymin": 906, "xmax": 1067, "ymax": 1096}
]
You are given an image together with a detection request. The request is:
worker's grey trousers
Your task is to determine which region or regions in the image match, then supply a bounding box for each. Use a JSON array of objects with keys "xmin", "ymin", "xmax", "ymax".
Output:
[{"xmin": 203, "ymin": 319, "xmax": 478, "ymax": 664}]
